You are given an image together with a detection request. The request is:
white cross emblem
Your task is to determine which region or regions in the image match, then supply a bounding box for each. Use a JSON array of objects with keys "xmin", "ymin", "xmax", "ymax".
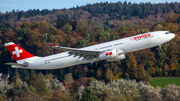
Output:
[{"xmin": 12, "ymin": 47, "xmax": 23, "ymax": 57}]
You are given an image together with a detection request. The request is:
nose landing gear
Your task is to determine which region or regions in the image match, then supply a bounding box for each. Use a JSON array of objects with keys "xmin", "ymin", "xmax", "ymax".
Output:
[{"xmin": 158, "ymin": 45, "xmax": 161, "ymax": 51}]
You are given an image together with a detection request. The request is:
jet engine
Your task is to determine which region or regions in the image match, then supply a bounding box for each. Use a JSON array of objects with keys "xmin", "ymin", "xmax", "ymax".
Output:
[
  {"xmin": 99, "ymin": 49, "xmax": 125, "ymax": 61},
  {"xmin": 106, "ymin": 54, "xmax": 125, "ymax": 62}
]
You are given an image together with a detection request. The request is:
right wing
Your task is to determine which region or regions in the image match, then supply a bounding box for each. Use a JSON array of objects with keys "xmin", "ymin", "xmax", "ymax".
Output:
[{"xmin": 50, "ymin": 43, "xmax": 103, "ymax": 60}]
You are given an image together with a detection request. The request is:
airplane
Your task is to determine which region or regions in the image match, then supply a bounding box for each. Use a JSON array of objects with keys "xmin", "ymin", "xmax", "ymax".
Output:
[{"xmin": 4, "ymin": 31, "xmax": 175, "ymax": 70}]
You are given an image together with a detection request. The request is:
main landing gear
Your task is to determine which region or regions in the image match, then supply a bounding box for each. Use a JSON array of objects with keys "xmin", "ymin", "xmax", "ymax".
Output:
[{"xmin": 88, "ymin": 62, "xmax": 101, "ymax": 71}]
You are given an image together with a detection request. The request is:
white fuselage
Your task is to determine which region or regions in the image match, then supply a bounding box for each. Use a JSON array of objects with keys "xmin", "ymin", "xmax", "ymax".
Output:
[{"xmin": 17, "ymin": 31, "xmax": 175, "ymax": 69}]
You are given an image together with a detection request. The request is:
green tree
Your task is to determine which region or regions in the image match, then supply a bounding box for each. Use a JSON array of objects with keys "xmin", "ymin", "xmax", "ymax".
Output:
[
  {"xmin": 12, "ymin": 72, "xmax": 21, "ymax": 88},
  {"xmin": 19, "ymin": 69, "xmax": 30, "ymax": 81},
  {"xmin": 61, "ymin": 23, "xmax": 72, "ymax": 33},
  {"xmin": 45, "ymin": 73, "xmax": 54, "ymax": 87},
  {"xmin": 155, "ymin": 66, "xmax": 162, "ymax": 76},
  {"xmin": 32, "ymin": 73, "xmax": 50, "ymax": 97},
  {"xmin": 79, "ymin": 39, "xmax": 89, "ymax": 47},
  {"xmin": 80, "ymin": 88, "xmax": 99, "ymax": 101},
  {"xmin": 5, "ymin": 22, "xmax": 14, "ymax": 29},
  {"xmin": 0, "ymin": 93, "xmax": 3, "ymax": 101}
]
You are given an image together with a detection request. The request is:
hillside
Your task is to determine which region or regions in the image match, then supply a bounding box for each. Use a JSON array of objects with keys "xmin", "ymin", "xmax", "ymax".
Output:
[
  {"xmin": 0, "ymin": 1, "xmax": 180, "ymax": 27},
  {"xmin": 0, "ymin": 1, "xmax": 180, "ymax": 100}
]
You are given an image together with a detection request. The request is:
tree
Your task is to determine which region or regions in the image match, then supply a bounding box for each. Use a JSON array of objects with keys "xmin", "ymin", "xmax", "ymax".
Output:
[
  {"xmin": 105, "ymin": 68, "xmax": 114, "ymax": 81},
  {"xmin": 13, "ymin": 91, "xmax": 43, "ymax": 101},
  {"xmin": 11, "ymin": 72, "xmax": 21, "ymax": 88},
  {"xmin": 56, "ymin": 17, "xmax": 75, "ymax": 31},
  {"xmin": 71, "ymin": 77, "xmax": 90, "ymax": 92},
  {"xmin": 28, "ymin": 70, "xmax": 36, "ymax": 85},
  {"xmin": 165, "ymin": 23, "xmax": 179, "ymax": 33},
  {"xmin": 18, "ymin": 11, "xmax": 23, "ymax": 20},
  {"xmin": 3, "ymin": 28, "xmax": 16, "ymax": 42},
  {"xmin": 0, "ymin": 24, "xmax": 5, "ymax": 31},
  {"xmin": 50, "ymin": 89, "xmax": 71, "ymax": 101},
  {"xmin": 45, "ymin": 73, "xmax": 54, "ymax": 88},
  {"xmin": 32, "ymin": 73, "xmax": 50, "ymax": 97},
  {"xmin": 126, "ymin": 53, "xmax": 138, "ymax": 79},
  {"xmin": 140, "ymin": 86, "xmax": 162, "ymax": 101},
  {"xmin": 0, "ymin": 93, "xmax": 3, "ymax": 101},
  {"xmin": 61, "ymin": 23, "xmax": 72, "ymax": 33},
  {"xmin": 170, "ymin": 62, "xmax": 176, "ymax": 72},
  {"xmin": 153, "ymin": 24, "xmax": 164, "ymax": 31},
  {"xmin": 160, "ymin": 84, "xmax": 180, "ymax": 101},
  {"xmin": 80, "ymin": 88, "xmax": 99, "ymax": 101},
  {"xmin": 5, "ymin": 22, "xmax": 14, "ymax": 29},
  {"xmin": 64, "ymin": 73, "xmax": 74, "ymax": 89},
  {"xmin": 158, "ymin": 49, "xmax": 169, "ymax": 69},
  {"xmin": 19, "ymin": 69, "xmax": 30, "ymax": 81},
  {"xmin": 164, "ymin": 63, "xmax": 169, "ymax": 76},
  {"xmin": 96, "ymin": 67, "xmax": 103, "ymax": 80},
  {"xmin": 150, "ymin": 67, "xmax": 156, "ymax": 77},
  {"xmin": 155, "ymin": 66, "xmax": 162, "ymax": 77}
]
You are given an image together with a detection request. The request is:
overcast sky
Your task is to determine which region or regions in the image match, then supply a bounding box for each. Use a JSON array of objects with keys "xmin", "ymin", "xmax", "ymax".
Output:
[{"xmin": 0, "ymin": 0, "xmax": 178, "ymax": 13}]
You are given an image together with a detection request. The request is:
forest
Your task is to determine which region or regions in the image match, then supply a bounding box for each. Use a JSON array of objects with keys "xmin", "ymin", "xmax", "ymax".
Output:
[{"xmin": 0, "ymin": 1, "xmax": 180, "ymax": 101}]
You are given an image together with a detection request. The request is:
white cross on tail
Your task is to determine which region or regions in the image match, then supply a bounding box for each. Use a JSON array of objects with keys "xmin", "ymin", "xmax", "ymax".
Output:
[{"xmin": 12, "ymin": 47, "xmax": 23, "ymax": 57}]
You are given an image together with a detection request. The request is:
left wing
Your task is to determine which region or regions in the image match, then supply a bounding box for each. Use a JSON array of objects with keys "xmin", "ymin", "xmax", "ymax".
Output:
[{"xmin": 50, "ymin": 43, "xmax": 102, "ymax": 60}]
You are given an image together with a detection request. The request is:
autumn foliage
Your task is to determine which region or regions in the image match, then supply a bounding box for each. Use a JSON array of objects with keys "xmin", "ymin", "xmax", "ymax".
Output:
[{"xmin": 0, "ymin": 1, "xmax": 180, "ymax": 100}]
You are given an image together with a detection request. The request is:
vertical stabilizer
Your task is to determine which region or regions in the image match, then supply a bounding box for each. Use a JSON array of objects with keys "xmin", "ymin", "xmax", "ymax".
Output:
[{"xmin": 4, "ymin": 42, "xmax": 35, "ymax": 62}]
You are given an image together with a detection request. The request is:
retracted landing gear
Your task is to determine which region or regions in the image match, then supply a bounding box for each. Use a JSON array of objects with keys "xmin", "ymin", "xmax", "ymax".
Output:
[
  {"xmin": 158, "ymin": 45, "xmax": 161, "ymax": 51},
  {"xmin": 88, "ymin": 62, "xmax": 100, "ymax": 71}
]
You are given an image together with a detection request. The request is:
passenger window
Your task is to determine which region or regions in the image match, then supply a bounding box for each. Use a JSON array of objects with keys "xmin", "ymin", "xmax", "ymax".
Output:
[
  {"xmin": 100, "ymin": 45, "xmax": 112, "ymax": 49},
  {"xmin": 165, "ymin": 32, "xmax": 170, "ymax": 34}
]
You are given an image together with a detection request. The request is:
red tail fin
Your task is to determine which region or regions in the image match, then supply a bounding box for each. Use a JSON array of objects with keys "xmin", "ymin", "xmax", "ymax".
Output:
[{"xmin": 4, "ymin": 42, "xmax": 35, "ymax": 61}]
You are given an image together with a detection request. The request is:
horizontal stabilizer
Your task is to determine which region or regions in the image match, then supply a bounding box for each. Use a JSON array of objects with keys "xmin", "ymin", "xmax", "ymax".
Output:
[{"xmin": 5, "ymin": 62, "xmax": 29, "ymax": 67}]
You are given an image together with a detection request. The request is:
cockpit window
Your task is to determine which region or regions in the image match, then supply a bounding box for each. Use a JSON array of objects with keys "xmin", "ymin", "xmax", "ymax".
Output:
[{"xmin": 165, "ymin": 32, "xmax": 170, "ymax": 34}]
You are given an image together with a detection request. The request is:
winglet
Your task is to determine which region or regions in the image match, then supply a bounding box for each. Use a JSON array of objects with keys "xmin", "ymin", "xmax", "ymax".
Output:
[{"xmin": 50, "ymin": 43, "xmax": 58, "ymax": 48}]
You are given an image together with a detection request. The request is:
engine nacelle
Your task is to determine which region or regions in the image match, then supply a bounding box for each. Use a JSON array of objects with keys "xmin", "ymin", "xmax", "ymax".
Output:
[
  {"xmin": 106, "ymin": 54, "xmax": 126, "ymax": 62},
  {"xmin": 99, "ymin": 49, "xmax": 125, "ymax": 60}
]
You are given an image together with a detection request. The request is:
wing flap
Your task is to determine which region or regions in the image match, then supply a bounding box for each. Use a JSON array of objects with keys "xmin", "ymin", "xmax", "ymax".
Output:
[
  {"xmin": 50, "ymin": 43, "xmax": 102, "ymax": 60},
  {"xmin": 54, "ymin": 46, "xmax": 102, "ymax": 53}
]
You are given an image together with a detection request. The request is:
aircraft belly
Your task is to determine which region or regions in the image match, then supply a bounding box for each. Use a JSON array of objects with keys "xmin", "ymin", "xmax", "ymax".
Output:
[{"xmin": 54, "ymin": 56, "xmax": 78, "ymax": 69}]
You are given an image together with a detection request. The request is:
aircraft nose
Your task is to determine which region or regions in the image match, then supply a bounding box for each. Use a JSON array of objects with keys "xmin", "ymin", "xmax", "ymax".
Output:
[
  {"xmin": 165, "ymin": 33, "xmax": 175, "ymax": 42},
  {"xmin": 170, "ymin": 33, "xmax": 175, "ymax": 39}
]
